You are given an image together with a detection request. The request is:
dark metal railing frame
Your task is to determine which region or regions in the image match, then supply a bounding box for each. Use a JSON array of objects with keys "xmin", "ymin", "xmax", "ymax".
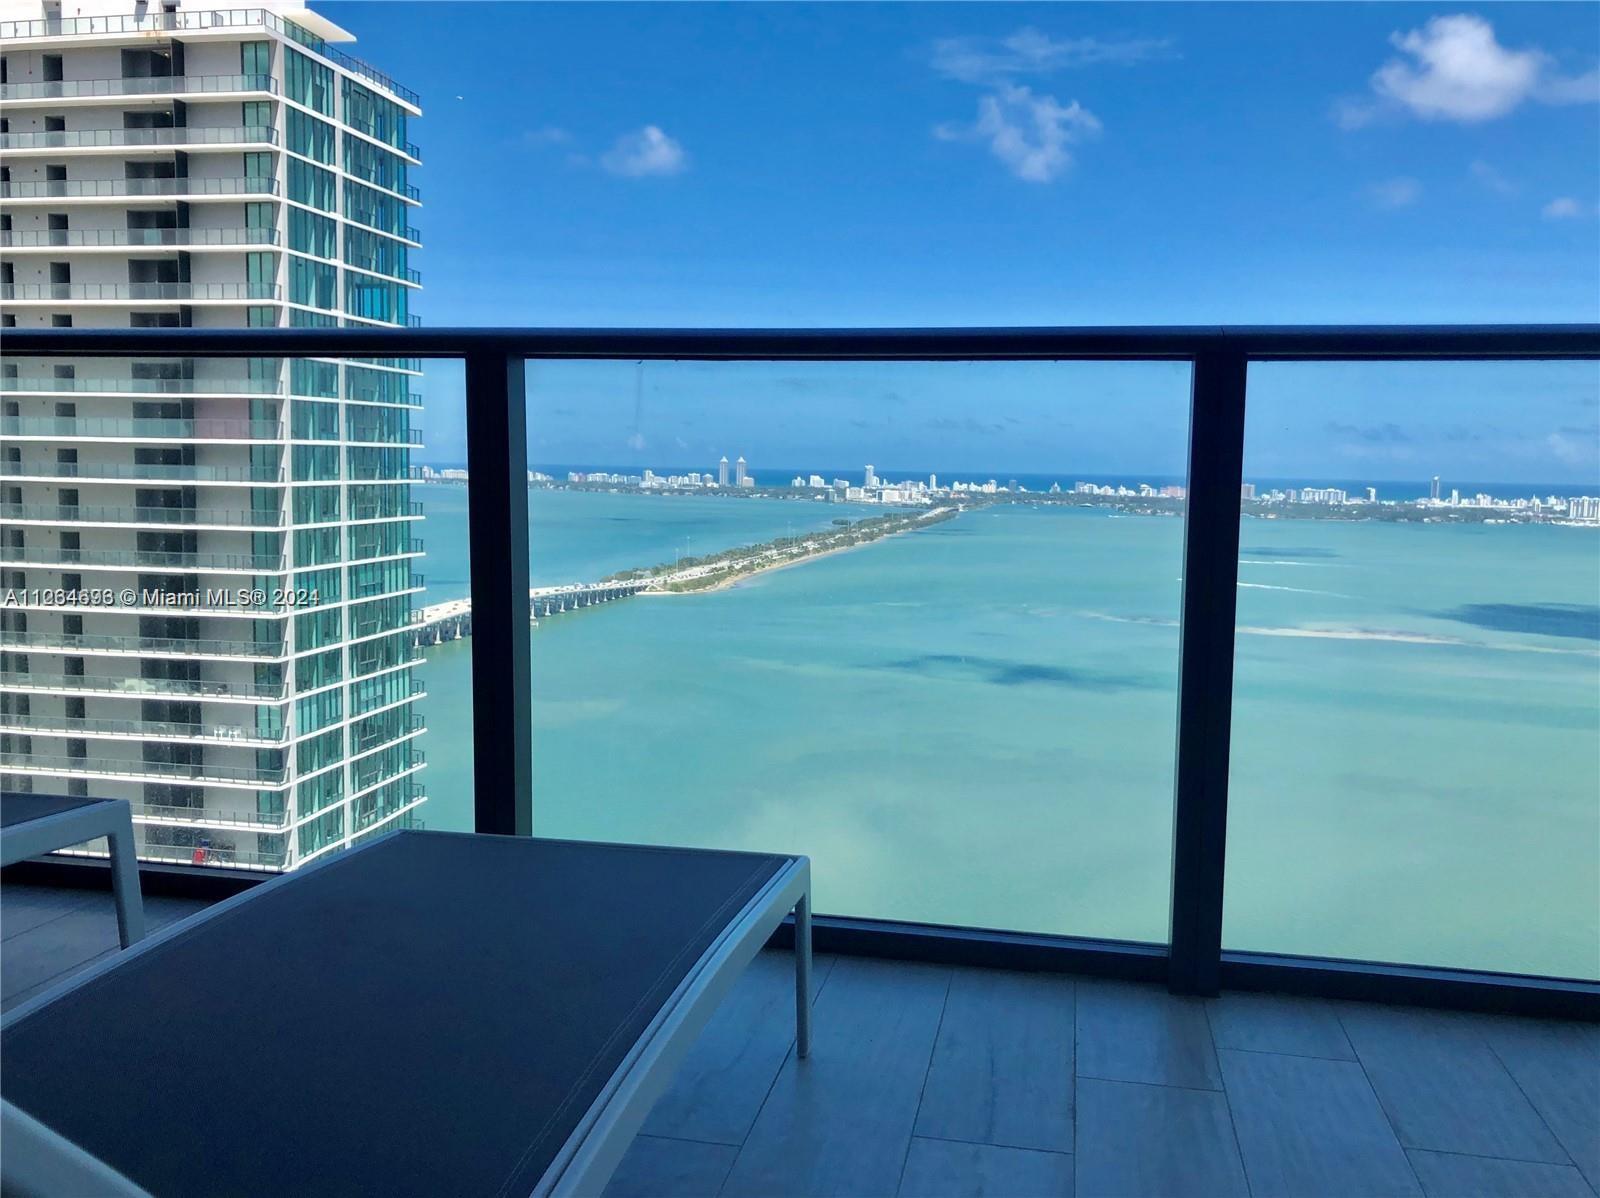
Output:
[{"xmin": 5, "ymin": 323, "xmax": 1598, "ymax": 1020}]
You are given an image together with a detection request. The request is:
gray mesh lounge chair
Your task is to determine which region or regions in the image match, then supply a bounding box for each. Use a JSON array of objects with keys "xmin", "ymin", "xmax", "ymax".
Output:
[
  {"xmin": 0, "ymin": 829, "xmax": 812, "ymax": 1197},
  {"xmin": 0, "ymin": 792, "xmax": 145, "ymax": 949}
]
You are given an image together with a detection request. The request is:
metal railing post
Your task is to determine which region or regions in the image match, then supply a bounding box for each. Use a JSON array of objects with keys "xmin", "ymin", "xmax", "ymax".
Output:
[
  {"xmin": 1168, "ymin": 349, "xmax": 1249, "ymax": 995},
  {"xmin": 464, "ymin": 347, "xmax": 533, "ymax": 836}
]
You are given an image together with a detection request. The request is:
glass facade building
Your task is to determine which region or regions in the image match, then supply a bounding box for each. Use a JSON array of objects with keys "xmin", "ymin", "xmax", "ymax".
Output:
[{"xmin": 0, "ymin": 0, "xmax": 426, "ymax": 870}]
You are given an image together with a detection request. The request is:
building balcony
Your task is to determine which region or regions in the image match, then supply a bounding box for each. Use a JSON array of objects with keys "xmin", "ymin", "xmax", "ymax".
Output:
[
  {"xmin": 0, "ymin": 177, "xmax": 279, "ymax": 203},
  {"xmin": 0, "ymin": 282, "xmax": 282, "ymax": 303},
  {"xmin": 0, "ymin": 462, "xmax": 284, "ymax": 484},
  {"xmin": 0, "ymin": 545, "xmax": 286, "ymax": 573},
  {"xmin": 0, "ymin": 73, "xmax": 276, "ymax": 104},
  {"xmin": 1, "ymin": 630, "xmax": 285, "ymax": 661},
  {"xmin": 0, "ymin": 322, "xmax": 1594, "ymax": 1198},
  {"xmin": 0, "ymin": 671, "xmax": 286, "ymax": 701},
  {"xmin": 0, "ymin": 125, "xmax": 277, "ymax": 153},
  {"xmin": 1, "ymin": 503, "xmax": 286, "ymax": 530},
  {"xmin": 0, "ymin": 9, "xmax": 417, "ymax": 109},
  {"xmin": 1, "ymin": 753, "xmax": 288, "ymax": 789},
  {"xmin": 1, "ymin": 228, "xmax": 279, "ymax": 250},
  {"xmin": 2, "ymin": 416, "xmax": 283, "ymax": 442},
  {"xmin": 1, "ymin": 377, "xmax": 282, "ymax": 397},
  {"xmin": 0, "ymin": 712, "xmax": 286, "ymax": 745},
  {"xmin": 346, "ymin": 427, "xmax": 424, "ymax": 445}
]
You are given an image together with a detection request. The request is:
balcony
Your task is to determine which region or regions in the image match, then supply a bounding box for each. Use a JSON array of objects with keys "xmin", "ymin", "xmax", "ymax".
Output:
[
  {"xmin": 0, "ymin": 712, "xmax": 286, "ymax": 745},
  {"xmin": 0, "ymin": 282, "xmax": 282, "ymax": 302},
  {"xmin": 1, "ymin": 502, "xmax": 285, "ymax": 529},
  {"xmin": 0, "ymin": 73, "xmax": 275, "ymax": 103},
  {"xmin": 2, "ymin": 630, "xmax": 285, "ymax": 660},
  {"xmin": 0, "ymin": 670, "xmax": 286, "ymax": 701},
  {"xmin": 0, "ymin": 177, "xmax": 279, "ymax": 202},
  {"xmin": 0, "ymin": 461, "xmax": 284, "ymax": 483},
  {"xmin": 1, "ymin": 228, "xmax": 279, "ymax": 249},
  {"xmin": 1, "ymin": 377, "xmax": 282, "ymax": 396},
  {"xmin": 1, "ymin": 415, "xmax": 283, "ymax": 441},
  {"xmin": 0, "ymin": 125, "xmax": 276, "ymax": 152},
  {"xmin": 0, "ymin": 545, "xmax": 286, "ymax": 572},
  {"xmin": 0, "ymin": 8, "xmax": 418, "ymax": 109},
  {"xmin": 4, "ymin": 752, "xmax": 288, "ymax": 788},
  {"xmin": 0, "ymin": 322, "xmax": 1595, "ymax": 1197}
]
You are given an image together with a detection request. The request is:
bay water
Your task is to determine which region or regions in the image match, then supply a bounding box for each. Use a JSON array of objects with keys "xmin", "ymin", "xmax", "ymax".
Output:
[{"xmin": 411, "ymin": 483, "xmax": 1600, "ymax": 979}]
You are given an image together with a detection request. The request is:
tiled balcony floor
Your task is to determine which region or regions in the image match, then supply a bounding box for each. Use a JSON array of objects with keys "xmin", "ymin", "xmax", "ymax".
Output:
[{"xmin": 3, "ymin": 882, "xmax": 1596, "ymax": 1198}]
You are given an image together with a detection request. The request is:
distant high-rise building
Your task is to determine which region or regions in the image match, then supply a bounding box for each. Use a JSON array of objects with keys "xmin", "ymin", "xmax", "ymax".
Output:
[
  {"xmin": 1240, "ymin": 483, "xmax": 1257, "ymax": 500},
  {"xmin": 1366, "ymin": 486, "xmax": 1378, "ymax": 503},
  {"xmin": 0, "ymin": 0, "xmax": 426, "ymax": 870},
  {"xmin": 1430, "ymin": 476, "xmax": 1441, "ymax": 501},
  {"xmin": 717, "ymin": 456, "xmax": 729, "ymax": 487},
  {"xmin": 929, "ymin": 473, "xmax": 937, "ymax": 490},
  {"xmin": 864, "ymin": 464, "xmax": 877, "ymax": 488},
  {"xmin": 734, "ymin": 456, "xmax": 747, "ymax": 487}
]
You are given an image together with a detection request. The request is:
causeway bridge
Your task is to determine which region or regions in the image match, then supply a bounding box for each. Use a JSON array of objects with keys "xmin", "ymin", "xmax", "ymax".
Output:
[{"xmin": 411, "ymin": 581, "xmax": 649, "ymax": 645}]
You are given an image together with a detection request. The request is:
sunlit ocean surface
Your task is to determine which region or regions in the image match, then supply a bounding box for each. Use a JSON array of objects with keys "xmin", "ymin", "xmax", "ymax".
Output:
[{"xmin": 412, "ymin": 483, "xmax": 1600, "ymax": 980}]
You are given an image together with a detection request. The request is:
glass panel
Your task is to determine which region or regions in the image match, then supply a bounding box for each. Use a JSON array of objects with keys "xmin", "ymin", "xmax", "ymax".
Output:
[
  {"xmin": 1224, "ymin": 361, "xmax": 1600, "ymax": 979},
  {"xmin": 519, "ymin": 359, "xmax": 1190, "ymax": 939}
]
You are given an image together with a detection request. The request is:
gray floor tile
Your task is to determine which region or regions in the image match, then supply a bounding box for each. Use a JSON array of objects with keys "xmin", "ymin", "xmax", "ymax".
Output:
[
  {"xmin": 1076, "ymin": 979, "xmax": 1221, "ymax": 1090},
  {"xmin": 899, "ymin": 1137, "xmax": 1073, "ymax": 1198},
  {"xmin": 914, "ymin": 967, "xmax": 1075, "ymax": 1153},
  {"xmin": 1480, "ymin": 1015, "xmax": 1600, "ymax": 1191},
  {"xmin": 602, "ymin": 1135, "xmax": 738, "ymax": 1198},
  {"xmin": 720, "ymin": 957, "xmax": 951, "ymax": 1198},
  {"xmin": 1, "ymin": 884, "xmax": 97, "ymax": 940},
  {"xmin": 1075, "ymin": 1078, "xmax": 1247, "ymax": 1198},
  {"xmin": 1219, "ymin": 1048, "xmax": 1421, "ymax": 1198},
  {"xmin": 1407, "ymin": 1149, "xmax": 1596, "ymax": 1198},
  {"xmin": 643, "ymin": 950, "xmax": 836, "ymax": 1145},
  {"xmin": 1207, "ymin": 991, "xmax": 1355, "ymax": 1060},
  {"xmin": 1338, "ymin": 1004, "xmax": 1570, "ymax": 1164}
]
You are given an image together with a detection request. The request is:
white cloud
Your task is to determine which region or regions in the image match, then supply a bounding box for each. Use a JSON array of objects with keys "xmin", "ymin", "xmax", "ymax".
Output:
[
  {"xmin": 931, "ymin": 26, "xmax": 1143, "ymax": 182},
  {"xmin": 600, "ymin": 126, "xmax": 687, "ymax": 178},
  {"xmin": 936, "ymin": 83, "xmax": 1101, "ymax": 183},
  {"xmin": 1338, "ymin": 14, "xmax": 1599, "ymax": 127},
  {"xmin": 931, "ymin": 27, "xmax": 1174, "ymax": 84},
  {"xmin": 1469, "ymin": 159, "xmax": 1517, "ymax": 196},
  {"xmin": 1366, "ymin": 176, "xmax": 1423, "ymax": 209},
  {"xmin": 1541, "ymin": 196, "xmax": 1584, "ymax": 219}
]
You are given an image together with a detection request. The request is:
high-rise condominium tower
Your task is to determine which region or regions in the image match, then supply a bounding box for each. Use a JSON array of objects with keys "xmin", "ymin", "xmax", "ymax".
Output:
[{"xmin": 0, "ymin": 0, "xmax": 426, "ymax": 871}]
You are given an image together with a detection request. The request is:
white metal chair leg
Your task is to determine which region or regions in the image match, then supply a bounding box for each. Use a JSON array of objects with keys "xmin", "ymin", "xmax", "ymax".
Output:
[
  {"xmin": 106, "ymin": 815, "xmax": 146, "ymax": 948},
  {"xmin": 794, "ymin": 891, "xmax": 812, "ymax": 1059}
]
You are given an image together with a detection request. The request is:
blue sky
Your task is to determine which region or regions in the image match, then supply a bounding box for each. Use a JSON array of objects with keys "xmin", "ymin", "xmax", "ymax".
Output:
[{"xmin": 325, "ymin": 2, "xmax": 1599, "ymax": 482}]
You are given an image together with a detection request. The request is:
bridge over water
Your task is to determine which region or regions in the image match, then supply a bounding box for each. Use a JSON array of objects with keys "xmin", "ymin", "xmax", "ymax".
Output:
[{"xmin": 411, "ymin": 581, "xmax": 648, "ymax": 646}]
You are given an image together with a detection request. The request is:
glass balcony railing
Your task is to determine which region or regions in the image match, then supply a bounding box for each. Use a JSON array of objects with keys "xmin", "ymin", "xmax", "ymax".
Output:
[
  {"xmin": 0, "ymin": 177, "xmax": 279, "ymax": 200},
  {"xmin": 346, "ymin": 427, "xmax": 424, "ymax": 445},
  {"xmin": 4, "ymin": 753, "xmax": 289, "ymax": 787},
  {"xmin": 0, "ymin": 228, "xmax": 279, "ymax": 249},
  {"xmin": 0, "ymin": 323, "xmax": 1593, "ymax": 1010},
  {"xmin": 3, "ymin": 629, "xmax": 286, "ymax": 658},
  {"xmin": 2, "ymin": 415, "xmax": 283, "ymax": 439},
  {"xmin": 0, "ymin": 125, "xmax": 276, "ymax": 151},
  {"xmin": 0, "ymin": 712, "xmax": 287, "ymax": 744},
  {"xmin": 0, "ymin": 546, "xmax": 287, "ymax": 571},
  {"xmin": 127, "ymin": 801, "xmax": 290, "ymax": 828},
  {"xmin": 0, "ymin": 282, "xmax": 282, "ymax": 301},
  {"xmin": 126, "ymin": 841, "xmax": 288, "ymax": 871},
  {"xmin": 0, "ymin": 377, "xmax": 283, "ymax": 396},
  {"xmin": 0, "ymin": 9, "xmax": 416, "ymax": 107},
  {"xmin": 1, "ymin": 502, "xmax": 286, "ymax": 528},
  {"xmin": 0, "ymin": 73, "xmax": 276, "ymax": 101},
  {"xmin": 0, "ymin": 671, "xmax": 287, "ymax": 700},
  {"xmin": 0, "ymin": 462, "xmax": 284, "ymax": 483}
]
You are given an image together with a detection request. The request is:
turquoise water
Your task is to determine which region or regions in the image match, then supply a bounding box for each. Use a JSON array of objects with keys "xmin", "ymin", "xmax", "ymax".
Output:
[{"xmin": 412, "ymin": 485, "xmax": 1600, "ymax": 979}]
